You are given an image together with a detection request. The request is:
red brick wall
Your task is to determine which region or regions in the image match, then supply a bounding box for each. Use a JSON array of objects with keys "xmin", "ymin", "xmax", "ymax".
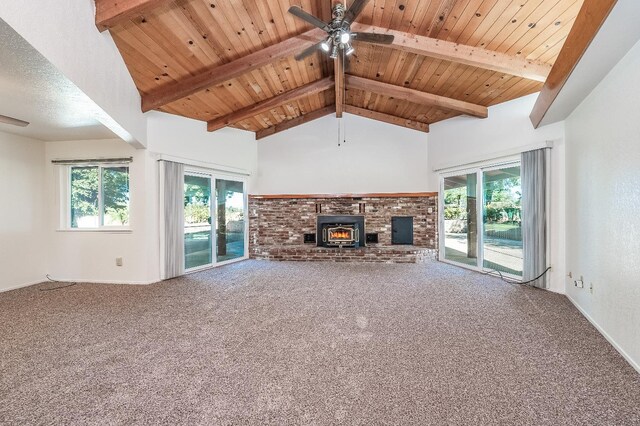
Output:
[{"xmin": 249, "ymin": 196, "xmax": 438, "ymax": 259}]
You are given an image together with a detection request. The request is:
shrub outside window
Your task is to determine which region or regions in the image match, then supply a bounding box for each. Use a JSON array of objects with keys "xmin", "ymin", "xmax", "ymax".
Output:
[{"xmin": 70, "ymin": 165, "xmax": 130, "ymax": 228}]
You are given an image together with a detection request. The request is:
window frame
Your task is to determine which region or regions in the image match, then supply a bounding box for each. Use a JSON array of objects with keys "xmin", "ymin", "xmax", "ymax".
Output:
[{"xmin": 62, "ymin": 163, "xmax": 132, "ymax": 232}]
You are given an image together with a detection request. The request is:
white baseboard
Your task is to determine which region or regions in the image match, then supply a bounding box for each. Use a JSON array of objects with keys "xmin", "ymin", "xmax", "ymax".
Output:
[
  {"xmin": 0, "ymin": 278, "xmax": 158, "ymax": 293},
  {"xmin": 0, "ymin": 279, "xmax": 45, "ymax": 293},
  {"xmin": 566, "ymin": 294, "xmax": 640, "ymax": 374},
  {"xmin": 48, "ymin": 278, "xmax": 158, "ymax": 285}
]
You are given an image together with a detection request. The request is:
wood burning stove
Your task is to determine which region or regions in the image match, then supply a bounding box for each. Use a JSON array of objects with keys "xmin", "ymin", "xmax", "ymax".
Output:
[
  {"xmin": 316, "ymin": 215, "xmax": 365, "ymax": 248},
  {"xmin": 323, "ymin": 224, "xmax": 359, "ymax": 247}
]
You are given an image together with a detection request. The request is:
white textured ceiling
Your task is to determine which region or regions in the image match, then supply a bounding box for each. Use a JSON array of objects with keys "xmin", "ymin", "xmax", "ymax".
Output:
[{"xmin": 0, "ymin": 19, "xmax": 117, "ymax": 141}]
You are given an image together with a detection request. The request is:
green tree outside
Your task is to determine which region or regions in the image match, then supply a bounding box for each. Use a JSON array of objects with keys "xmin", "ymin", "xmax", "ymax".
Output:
[
  {"xmin": 70, "ymin": 166, "xmax": 129, "ymax": 227},
  {"xmin": 103, "ymin": 167, "xmax": 130, "ymax": 225}
]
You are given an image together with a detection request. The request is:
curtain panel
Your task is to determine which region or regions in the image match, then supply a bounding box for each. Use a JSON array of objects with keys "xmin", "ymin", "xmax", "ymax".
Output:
[
  {"xmin": 160, "ymin": 160, "xmax": 184, "ymax": 280},
  {"xmin": 521, "ymin": 148, "xmax": 548, "ymax": 288}
]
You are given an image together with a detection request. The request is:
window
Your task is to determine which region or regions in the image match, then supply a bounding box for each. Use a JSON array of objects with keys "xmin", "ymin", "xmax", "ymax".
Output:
[{"xmin": 69, "ymin": 165, "xmax": 130, "ymax": 228}]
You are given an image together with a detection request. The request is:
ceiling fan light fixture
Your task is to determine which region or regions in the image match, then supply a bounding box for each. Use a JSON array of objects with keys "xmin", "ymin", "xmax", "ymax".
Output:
[
  {"xmin": 289, "ymin": 0, "xmax": 378, "ymax": 61},
  {"xmin": 320, "ymin": 37, "xmax": 333, "ymax": 52},
  {"xmin": 345, "ymin": 43, "xmax": 355, "ymax": 56},
  {"xmin": 330, "ymin": 44, "xmax": 339, "ymax": 59}
]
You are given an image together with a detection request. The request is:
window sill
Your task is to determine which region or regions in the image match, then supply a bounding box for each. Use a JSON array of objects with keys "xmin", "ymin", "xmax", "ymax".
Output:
[{"xmin": 56, "ymin": 228, "xmax": 133, "ymax": 234}]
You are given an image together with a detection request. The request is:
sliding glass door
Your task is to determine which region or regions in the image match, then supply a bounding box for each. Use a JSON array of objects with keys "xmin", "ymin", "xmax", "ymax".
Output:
[
  {"xmin": 184, "ymin": 171, "xmax": 248, "ymax": 271},
  {"xmin": 443, "ymin": 173, "xmax": 478, "ymax": 266},
  {"xmin": 482, "ymin": 166, "xmax": 523, "ymax": 276},
  {"xmin": 184, "ymin": 174, "xmax": 212, "ymax": 270},
  {"xmin": 440, "ymin": 162, "xmax": 523, "ymax": 277},
  {"xmin": 215, "ymin": 178, "xmax": 245, "ymax": 263}
]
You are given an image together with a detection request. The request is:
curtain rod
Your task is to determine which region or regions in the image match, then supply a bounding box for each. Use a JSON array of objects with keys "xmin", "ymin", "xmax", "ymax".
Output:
[{"xmin": 51, "ymin": 157, "xmax": 133, "ymax": 165}]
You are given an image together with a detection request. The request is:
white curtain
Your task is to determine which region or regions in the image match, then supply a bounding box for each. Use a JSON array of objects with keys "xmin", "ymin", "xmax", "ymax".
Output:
[
  {"xmin": 521, "ymin": 149, "xmax": 548, "ymax": 288},
  {"xmin": 160, "ymin": 160, "xmax": 184, "ymax": 280}
]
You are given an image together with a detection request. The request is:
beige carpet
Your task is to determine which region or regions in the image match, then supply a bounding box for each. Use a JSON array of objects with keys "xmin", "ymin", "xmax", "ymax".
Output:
[{"xmin": 1, "ymin": 260, "xmax": 638, "ymax": 425}]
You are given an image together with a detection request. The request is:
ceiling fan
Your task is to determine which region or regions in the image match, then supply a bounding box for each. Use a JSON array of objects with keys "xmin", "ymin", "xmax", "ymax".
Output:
[{"xmin": 289, "ymin": 0, "xmax": 394, "ymax": 61}]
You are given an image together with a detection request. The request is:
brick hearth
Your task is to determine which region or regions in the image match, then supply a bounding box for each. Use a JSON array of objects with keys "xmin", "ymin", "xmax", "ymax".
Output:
[{"xmin": 249, "ymin": 194, "xmax": 438, "ymax": 263}]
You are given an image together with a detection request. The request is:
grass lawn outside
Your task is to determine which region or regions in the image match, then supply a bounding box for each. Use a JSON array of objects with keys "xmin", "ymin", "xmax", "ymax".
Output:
[{"xmin": 484, "ymin": 222, "xmax": 520, "ymax": 231}]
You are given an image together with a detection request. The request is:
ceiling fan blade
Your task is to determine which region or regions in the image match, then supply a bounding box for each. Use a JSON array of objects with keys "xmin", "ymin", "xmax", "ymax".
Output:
[
  {"xmin": 294, "ymin": 42, "xmax": 323, "ymax": 61},
  {"xmin": 288, "ymin": 6, "xmax": 330, "ymax": 32},
  {"xmin": 352, "ymin": 32, "xmax": 395, "ymax": 45},
  {"xmin": 345, "ymin": 0, "xmax": 370, "ymax": 23}
]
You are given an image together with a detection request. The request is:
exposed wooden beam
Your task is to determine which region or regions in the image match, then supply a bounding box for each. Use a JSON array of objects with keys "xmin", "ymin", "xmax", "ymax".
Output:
[
  {"xmin": 344, "ymin": 105, "xmax": 429, "ymax": 133},
  {"xmin": 530, "ymin": 0, "xmax": 618, "ymax": 128},
  {"xmin": 351, "ymin": 23, "xmax": 551, "ymax": 82},
  {"xmin": 255, "ymin": 106, "xmax": 336, "ymax": 140},
  {"xmin": 346, "ymin": 75, "xmax": 488, "ymax": 118},
  {"xmin": 335, "ymin": 54, "xmax": 344, "ymax": 118},
  {"xmin": 95, "ymin": 0, "xmax": 169, "ymax": 31},
  {"xmin": 142, "ymin": 28, "xmax": 326, "ymax": 112},
  {"xmin": 207, "ymin": 77, "xmax": 334, "ymax": 132}
]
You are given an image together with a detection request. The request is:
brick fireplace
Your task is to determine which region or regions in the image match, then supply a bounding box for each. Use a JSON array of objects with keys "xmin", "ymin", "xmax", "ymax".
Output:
[{"xmin": 249, "ymin": 193, "xmax": 438, "ymax": 263}]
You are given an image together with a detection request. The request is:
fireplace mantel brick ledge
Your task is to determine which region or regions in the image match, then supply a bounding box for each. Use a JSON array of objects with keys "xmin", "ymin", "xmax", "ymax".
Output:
[{"xmin": 249, "ymin": 194, "xmax": 438, "ymax": 263}]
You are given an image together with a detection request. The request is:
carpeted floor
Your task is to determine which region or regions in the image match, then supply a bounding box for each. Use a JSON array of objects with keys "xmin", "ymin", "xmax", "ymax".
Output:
[{"xmin": 1, "ymin": 260, "xmax": 639, "ymax": 425}]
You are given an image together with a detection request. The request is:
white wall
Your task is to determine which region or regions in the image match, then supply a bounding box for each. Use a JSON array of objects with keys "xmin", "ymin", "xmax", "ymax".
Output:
[
  {"xmin": 427, "ymin": 94, "xmax": 565, "ymax": 189},
  {"xmin": 564, "ymin": 38, "xmax": 640, "ymax": 372},
  {"xmin": 0, "ymin": 131, "xmax": 47, "ymax": 291},
  {"xmin": 36, "ymin": 113, "xmax": 257, "ymax": 285},
  {"xmin": 44, "ymin": 139, "xmax": 155, "ymax": 284},
  {"xmin": 147, "ymin": 111, "xmax": 258, "ymax": 190},
  {"xmin": 427, "ymin": 94, "xmax": 567, "ymax": 293},
  {"xmin": 255, "ymin": 113, "xmax": 429, "ymax": 194},
  {"xmin": 0, "ymin": 1, "xmax": 147, "ymax": 147}
]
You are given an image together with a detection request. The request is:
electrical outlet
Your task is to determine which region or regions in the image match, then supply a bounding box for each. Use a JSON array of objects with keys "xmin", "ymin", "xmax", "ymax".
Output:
[
  {"xmin": 589, "ymin": 282, "xmax": 594, "ymax": 294},
  {"xmin": 116, "ymin": 257, "xmax": 123, "ymax": 267},
  {"xmin": 574, "ymin": 275, "xmax": 584, "ymax": 288}
]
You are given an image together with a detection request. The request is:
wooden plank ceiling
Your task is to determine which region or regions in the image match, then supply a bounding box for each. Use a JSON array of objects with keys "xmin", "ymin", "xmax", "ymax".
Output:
[{"xmin": 98, "ymin": 0, "xmax": 584, "ymax": 138}]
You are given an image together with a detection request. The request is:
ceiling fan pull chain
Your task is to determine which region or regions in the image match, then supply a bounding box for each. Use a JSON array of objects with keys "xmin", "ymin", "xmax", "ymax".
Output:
[
  {"xmin": 342, "ymin": 49, "xmax": 347, "ymax": 145},
  {"xmin": 343, "ymin": 117, "xmax": 347, "ymax": 145}
]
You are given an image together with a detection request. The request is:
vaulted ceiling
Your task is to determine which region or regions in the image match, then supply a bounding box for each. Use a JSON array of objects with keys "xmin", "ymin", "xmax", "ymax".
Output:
[{"xmin": 96, "ymin": 0, "xmax": 584, "ymax": 139}]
